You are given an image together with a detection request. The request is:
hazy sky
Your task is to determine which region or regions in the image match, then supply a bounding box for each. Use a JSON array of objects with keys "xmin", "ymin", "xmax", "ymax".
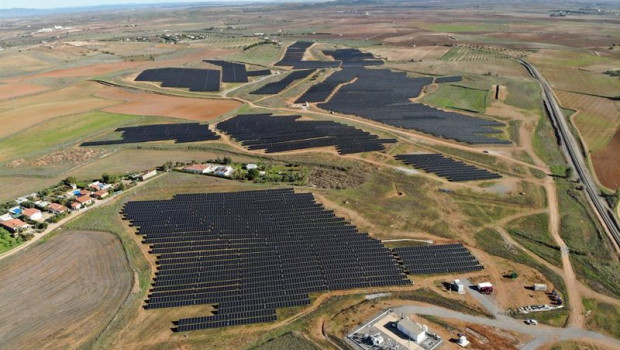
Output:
[{"xmin": 0, "ymin": 0, "xmax": 261, "ymax": 9}]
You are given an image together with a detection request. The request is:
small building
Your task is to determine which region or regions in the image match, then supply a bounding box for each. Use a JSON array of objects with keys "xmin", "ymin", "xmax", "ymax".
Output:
[
  {"xmin": 22, "ymin": 208, "xmax": 42, "ymax": 221},
  {"xmin": 368, "ymin": 334, "xmax": 384, "ymax": 346},
  {"xmin": 245, "ymin": 163, "xmax": 258, "ymax": 170},
  {"xmin": 183, "ymin": 164, "xmax": 213, "ymax": 174},
  {"xmin": 214, "ymin": 166, "xmax": 234, "ymax": 178},
  {"xmin": 92, "ymin": 190, "xmax": 109, "ymax": 199},
  {"xmin": 64, "ymin": 189, "xmax": 82, "ymax": 199},
  {"xmin": 48, "ymin": 203, "xmax": 68, "ymax": 214},
  {"xmin": 76, "ymin": 195, "xmax": 93, "ymax": 206},
  {"xmin": 452, "ymin": 279, "xmax": 465, "ymax": 294},
  {"xmin": 457, "ymin": 334, "xmax": 470, "ymax": 348},
  {"xmin": 89, "ymin": 181, "xmax": 112, "ymax": 191},
  {"xmin": 140, "ymin": 169, "xmax": 157, "ymax": 181},
  {"xmin": 34, "ymin": 200, "xmax": 50, "ymax": 209},
  {"xmin": 1, "ymin": 213, "xmax": 13, "ymax": 221},
  {"xmin": 70, "ymin": 202, "xmax": 82, "ymax": 210},
  {"xmin": 533, "ymin": 284, "xmax": 548, "ymax": 291},
  {"xmin": 397, "ymin": 319, "xmax": 428, "ymax": 344},
  {"xmin": 79, "ymin": 189, "xmax": 92, "ymax": 196},
  {"xmin": 1, "ymin": 218, "xmax": 29, "ymax": 233}
]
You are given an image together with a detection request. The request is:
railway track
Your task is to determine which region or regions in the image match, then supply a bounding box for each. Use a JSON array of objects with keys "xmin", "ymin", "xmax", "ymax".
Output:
[{"xmin": 518, "ymin": 59, "xmax": 620, "ymax": 253}]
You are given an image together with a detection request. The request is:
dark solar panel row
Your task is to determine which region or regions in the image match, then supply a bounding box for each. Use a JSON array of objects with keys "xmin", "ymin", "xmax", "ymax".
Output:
[
  {"xmin": 81, "ymin": 123, "xmax": 220, "ymax": 146},
  {"xmin": 314, "ymin": 50, "xmax": 510, "ymax": 145},
  {"xmin": 121, "ymin": 188, "xmax": 409, "ymax": 331},
  {"xmin": 250, "ymin": 69, "xmax": 315, "ymax": 95},
  {"xmin": 435, "ymin": 76, "xmax": 463, "ymax": 84},
  {"xmin": 246, "ymin": 69, "xmax": 272, "ymax": 77},
  {"xmin": 204, "ymin": 60, "xmax": 249, "ymax": 83},
  {"xmin": 395, "ymin": 153, "xmax": 502, "ymax": 182},
  {"xmin": 393, "ymin": 244, "xmax": 484, "ymax": 275},
  {"xmin": 275, "ymin": 41, "xmax": 340, "ymax": 69},
  {"xmin": 217, "ymin": 113, "xmax": 396, "ymax": 155},
  {"xmin": 135, "ymin": 68, "xmax": 220, "ymax": 92}
]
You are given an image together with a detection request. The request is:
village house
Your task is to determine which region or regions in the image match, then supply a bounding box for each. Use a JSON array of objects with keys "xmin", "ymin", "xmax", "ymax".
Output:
[
  {"xmin": 48, "ymin": 203, "xmax": 68, "ymax": 215},
  {"xmin": 76, "ymin": 195, "xmax": 94, "ymax": 206},
  {"xmin": 92, "ymin": 189, "xmax": 109, "ymax": 199},
  {"xmin": 1, "ymin": 218, "xmax": 29, "ymax": 234},
  {"xmin": 22, "ymin": 208, "xmax": 42, "ymax": 221},
  {"xmin": 70, "ymin": 202, "xmax": 82, "ymax": 210}
]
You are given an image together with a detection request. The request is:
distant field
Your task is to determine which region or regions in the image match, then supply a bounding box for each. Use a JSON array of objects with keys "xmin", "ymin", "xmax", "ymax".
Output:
[
  {"xmin": 224, "ymin": 43, "xmax": 284, "ymax": 66},
  {"xmin": 592, "ymin": 130, "xmax": 620, "ymax": 190},
  {"xmin": 421, "ymin": 84, "xmax": 489, "ymax": 114},
  {"xmin": 440, "ymin": 45, "xmax": 526, "ymax": 61},
  {"xmin": 0, "ymin": 230, "xmax": 132, "ymax": 349},
  {"xmin": 365, "ymin": 45, "xmax": 450, "ymax": 61},
  {"xmin": 0, "ymin": 82, "xmax": 49, "ymax": 100}
]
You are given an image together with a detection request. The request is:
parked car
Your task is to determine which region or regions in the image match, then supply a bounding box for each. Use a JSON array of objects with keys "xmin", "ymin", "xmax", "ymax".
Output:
[{"xmin": 525, "ymin": 319, "xmax": 538, "ymax": 325}]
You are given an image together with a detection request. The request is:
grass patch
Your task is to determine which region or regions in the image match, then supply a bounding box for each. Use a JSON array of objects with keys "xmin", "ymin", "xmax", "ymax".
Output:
[
  {"xmin": 512, "ymin": 308, "xmax": 569, "ymax": 327},
  {"xmin": 0, "ymin": 228, "xmax": 25, "ymax": 254},
  {"xmin": 421, "ymin": 84, "xmax": 489, "ymax": 114},
  {"xmin": 0, "ymin": 111, "xmax": 140, "ymax": 163},
  {"xmin": 582, "ymin": 298, "xmax": 620, "ymax": 339},
  {"xmin": 507, "ymin": 213, "xmax": 562, "ymax": 266},
  {"xmin": 225, "ymin": 43, "xmax": 284, "ymax": 66},
  {"xmin": 555, "ymin": 178, "xmax": 620, "ymax": 298},
  {"xmin": 251, "ymin": 332, "xmax": 319, "ymax": 350},
  {"xmin": 474, "ymin": 228, "xmax": 568, "ymax": 307},
  {"xmin": 533, "ymin": 114, "xmax": 566, "ymax": 169}
]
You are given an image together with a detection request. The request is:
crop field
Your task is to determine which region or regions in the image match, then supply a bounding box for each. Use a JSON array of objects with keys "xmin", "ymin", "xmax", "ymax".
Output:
[
  {"xmin": 0, "ymin": 82, "xmax": 49, "ymax": 100},
  {"xmin": 421, "ymin": 84, "xmax": 489, "ymax": 113},
  {"xmin": 440, "ymin": 45, "xmax": 527, "ymax": 61},
  {"xmin": 224, "ymin": 43, "xmax": 284, "ymax": 66},
  {"xmin": 364, "ymin": 45, "xmax": 451, "ymax": 62},
  {"xmin": 591, "ymin": 130, "xmax": 620, "ymax": 190},
  {"xmin": 97, "ymin": 85, "xmax": 242, "ymax": 121},
  {"xmin": 0, "ymin": 230, "xmax": 132, "ymax": 349}
]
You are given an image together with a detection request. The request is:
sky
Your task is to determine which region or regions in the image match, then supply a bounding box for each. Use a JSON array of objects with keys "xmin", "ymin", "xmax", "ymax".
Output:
[{"xmin": 0, "ymin": 0, "xmax": 270, "ymax": 10}]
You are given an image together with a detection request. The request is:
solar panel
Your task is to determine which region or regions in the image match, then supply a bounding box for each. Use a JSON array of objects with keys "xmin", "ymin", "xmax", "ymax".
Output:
[
  {"xmin": 395, "ymin": 153, "xmax": 502, "ymax": 182},
  {"xmin": 135, "ymin": 68, "xmax": 220, "ymax": 92},
  {"xmin": 81, "ymin": 123, "xmax": 220, "ymax": 146},
  {"xmin": 393, "ymin": 244, "xmax": 484, "ymax": 275},
  {"xmin": 121, "ymin": 188, "xmax": 409, "ymax": 331}
]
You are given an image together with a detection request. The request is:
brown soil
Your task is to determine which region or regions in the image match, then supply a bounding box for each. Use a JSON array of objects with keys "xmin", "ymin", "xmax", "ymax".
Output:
[
  {"xmin": 306, "ymin": 164, "xmax": 370, "ymax": 189},
  {"xmin": 18, "ymin": 61, "xmax": 145, "ymax": 79},
  {"xmin": 96, "ymin": 85, "xmax": 241, "ymax": 121},
  {"xmin": 0, "ymin": 231, "xmax": 133, "ymax": 350},
  {"xmin": 29, "ymin": 147, "xmax": 106, "ymax": 167},
  {"xmin": 591, "ymin": 129, "xmax": 620, "ymax": 189},
  {"xmin": 0, "ymin": 82, "xmax": 49, "ymax": 100}
]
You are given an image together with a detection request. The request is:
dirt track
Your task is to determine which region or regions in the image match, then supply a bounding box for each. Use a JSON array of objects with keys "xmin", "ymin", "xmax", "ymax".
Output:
[{"xmin": 0, "ymin": 231, "xmax": 132, "ymax": 350}]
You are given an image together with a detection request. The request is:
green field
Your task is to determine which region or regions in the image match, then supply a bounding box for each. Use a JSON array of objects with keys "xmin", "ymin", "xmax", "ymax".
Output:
[
  {"xmin": 0, "ymin": 111, "xmax": 140, "ymax": 163},
  {"xmin": 422, "ymin": 84, "xmax": 489, "ymax": 114},
  {"xmin": 507, "ymin": 213, "xmax": 562, "ymax": 266},
  {"xmin": 252, "ymin": 333, "xmax": 319, "ymax": 350},
  {"xmin": 225, "ymin": 43, "xmax": 284, "ymax": 66},
  {"xmin": 582, "ymin": 298, "xmax": 620, "ymax": 339},
  {"xmin": 0, "ymin": 228, "xmax": 25, "ymax": 254}
]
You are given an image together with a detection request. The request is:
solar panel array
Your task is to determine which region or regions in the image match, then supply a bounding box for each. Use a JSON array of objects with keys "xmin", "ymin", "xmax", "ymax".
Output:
[
  {"xmin": 275, "ymin": 41, "xmax": 340, "ymax": 69},
  {"xmin": 204, "ymin": 60, "xmax": 249, "ymax": 83},
  {"xmin": 395, "ymin": 153, "xmax": 502, "ymax": 182},
  {"xmin": 135, "ymin": 68, "xmax": 220, "ymax": 92},
  {"xmin": 279, "ymin": 47, "xmax": 506, "ymax": 144},
  {"xmin": 81, "ymin": 123, "xmax": 220, "ymax": 146},
  {"xmin": 246, "ymin": 69, "xmax": 272, "ymax": 77},
  {"xmin": 217, "ymin": 113, "xmax": 396, "ymax": 154},
  {"xmin": 435, "ymin": 76, "xmax": 463, "ymax": 84},
  {"xmin": 250, "ymin": 69, "xmax": 315, "ymax": 95},
  {"xmin": 121, "ymin": 188, "xmax": 409, "ymax": 331},
  {"xmin": 393, "ymin": 244, "xmax": 483, "ymax": 275}
]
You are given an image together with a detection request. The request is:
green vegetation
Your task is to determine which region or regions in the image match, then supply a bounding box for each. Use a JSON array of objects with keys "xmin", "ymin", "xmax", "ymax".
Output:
[
  {"xmin": 422, "ymin": 84, "xmax": 489, "ymax": 114},
  {"xmin": 507, "ymin": 213, "xmax": 562, "ymax": 266},
  {"xmin": 550, "ymin": 341, "xmax": 605, "ymax": 350},
  {"xmin": 0, "ymin": 228, "xmax": 25, "ymax": 254},
  {"xmin": 513, "ymin": 309, "xmax": 569, "ymax": 328},
  {"xmin": 395, "ymin": 288, "xmax": 494, "ymax": 318},
  {"xmin": 252, "ymin": 332, "xmax": 319, "ymax": 350},
  {"xmin": 532, "ymin": 115, "xmax": 566, "ymax": 168},
  {"xmin": 225, "ymin": 43, "xmax": 284, "ymax": 66},
  {"xmin": 582, "ymin": 298, "xmax": 620, "ymax": 339},
  {"xmin": 556, "ymin": 178, "xmax": 620, "ymax": 298},
  {"xmin": 475, "ymin": 228, "xmax": 568, "ymax": 306},
  {"xmin": 0, "ymin": 111, "xmax": 139, "ymax": 163}
]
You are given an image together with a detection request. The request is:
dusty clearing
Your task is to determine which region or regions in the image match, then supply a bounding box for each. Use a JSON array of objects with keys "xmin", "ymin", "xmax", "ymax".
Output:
[
  {"xmin": 592, "ymin": 130, "xmax": 620, "ymax": 189},
  {"xmin": 16, "ymin": 61, "xmax": 146, "ymax": 79},
  {"xmin": 0, "ymin": 82, "xmax": 49, "ymax": 100},
  {"xmin": 97, "ymin": 85, "xmax": 241, "ymax": 121},
  {"xmin": 0, "ymin": 231, "xmax": 132, "ymax": 350}
]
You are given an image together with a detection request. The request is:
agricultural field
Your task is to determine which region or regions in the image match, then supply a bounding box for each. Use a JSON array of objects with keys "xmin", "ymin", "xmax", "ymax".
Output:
[
  {"xmin": 0, "ymin": 230, "xmax": 132, "ymax": 350},
  {"xmin": 0, "ymin": 1, "xmax": 619, "ymax": 349}
]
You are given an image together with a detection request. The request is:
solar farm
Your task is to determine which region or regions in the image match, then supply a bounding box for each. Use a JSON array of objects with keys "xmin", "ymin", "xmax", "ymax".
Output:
[
  {"xmin": 393, "ymin": 244, "xmax": 484, "ymax": 275},
  {"xmin": 435, "ymin": 76, "xmax": 463, "ymax": 84},
  {"xmin": 81, "ymin": 123, "xmax": 220, "ymax": 146},
  {"xmin": 204, "ymin": 60, "xmax": 249, "ymax": 83},
  {"xmin": 395, "ymin": 153, "xmax": 502, "ymax": 182},
  {"xmin": 250, "ymin": 69, "xmax": 315, "ymax": 95},
  {"xmin": 121, "ymin": 188, "xmax": 410, "ymax": 331},
  {"xmin": 216, "ymin": 113, "xmax": 397, "ymax": 154},
  {"xmin": 135, "ymin": 68, "xmax": 221, "ymax": 92},
  {"xmin": 275, "ymin": 41, "xmax": 340, "ymax": 69}
]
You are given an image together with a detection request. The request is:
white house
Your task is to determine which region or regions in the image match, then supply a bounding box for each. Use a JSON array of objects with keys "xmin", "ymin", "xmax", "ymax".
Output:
[
  {"xmin": 22, "ymin": 208, "xmax": 43, "ymax": 221},
  {"xmin": 34, "ymin": 200, "xmax": 50, "ymax": 209},
  {"xmin": 397, "ymin": 319, "xmax": 428, "ymax": 344},
  {"xmin": 245, "ymin": 163, "xmax": 258, "ymax": 170}
]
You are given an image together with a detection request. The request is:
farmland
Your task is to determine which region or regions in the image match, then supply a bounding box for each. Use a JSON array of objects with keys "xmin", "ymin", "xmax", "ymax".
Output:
[
  {"xmin": 0, "ymin": 0, "xmax": 618, "ymax": 349},
  {"xmin": 0, "ymin": 230, "xmax": 132, "ymax": 349}
]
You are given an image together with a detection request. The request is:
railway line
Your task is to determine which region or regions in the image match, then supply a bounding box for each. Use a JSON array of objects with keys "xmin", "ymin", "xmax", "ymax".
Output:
[{"xmin": 518, "ymin": 59, "xmax": 620, "ymax": 253}]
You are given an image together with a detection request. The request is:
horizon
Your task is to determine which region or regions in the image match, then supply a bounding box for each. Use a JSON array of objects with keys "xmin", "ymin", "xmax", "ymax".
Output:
[{"xmin": 0, "ymin": 0, "xmax": 294, "ymax": 10}]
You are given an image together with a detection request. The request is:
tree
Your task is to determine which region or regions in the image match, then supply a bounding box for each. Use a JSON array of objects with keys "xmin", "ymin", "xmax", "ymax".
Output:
[
  {"xmin": 565, "ymin": 167, "xmax": 573, "ymax": 179},
  {"xmin": 247, "ymin": 169, "xmax": 260, "ymax": 180},
  {"xmin": 223, "ymin": 156, "xmax": 232, "ymax": 165},
  {"xmin": 102, "ymin": 173, "xmax": 119, "ymax": 184},
  {"xmin": 63, "ymin": 176, "xmax": 77, "ymax": 186}
]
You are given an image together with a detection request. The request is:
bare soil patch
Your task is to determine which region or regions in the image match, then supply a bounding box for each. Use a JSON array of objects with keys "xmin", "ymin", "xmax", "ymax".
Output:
[
  {"xmin": 592, "ymin": 129, "xmax": 620, "ymax": 189},
  {"xmin": 96, "ymin": 85, "xmax": 241, "ymax": 121},
  {"xmin": 20, "ymin": 61, "xmax": 146, "ymax": 79},
  {"xmin": 0, "ymin": 230, "xmax": 132, "ymax": 350},
  {"xmin": 0, "ymin": 82, "xmax": 49, "ymax": 100}
]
